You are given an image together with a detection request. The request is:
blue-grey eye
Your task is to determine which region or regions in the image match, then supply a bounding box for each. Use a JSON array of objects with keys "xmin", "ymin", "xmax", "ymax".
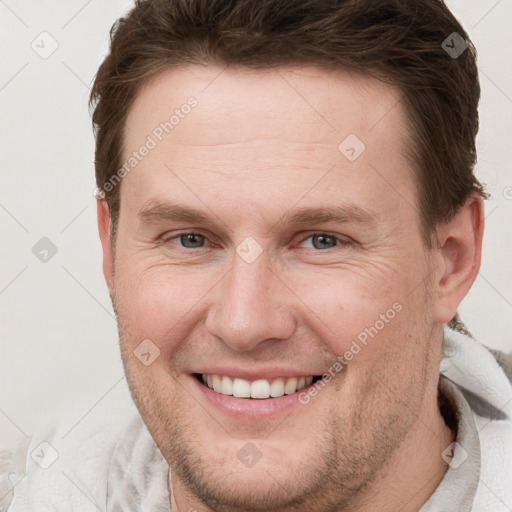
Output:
[
  {"xmin": 309, "ymin": 234, "xmax": 338, "ymax": 250},
  {"xmin": 302, "ymin": 233, "xmax": 339, "ymax": 250},
  {"xmin": 180, "ymin": 233, "xmax": 206, "ymax": 248}
]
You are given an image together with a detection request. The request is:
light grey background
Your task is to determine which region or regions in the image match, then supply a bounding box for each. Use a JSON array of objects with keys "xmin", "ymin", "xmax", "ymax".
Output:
[{"xmin": 1, "ymin": 0, "xmax": 511, "ymax": 448}]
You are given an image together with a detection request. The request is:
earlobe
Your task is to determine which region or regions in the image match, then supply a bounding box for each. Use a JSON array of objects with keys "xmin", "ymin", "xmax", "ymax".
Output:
[
  {"xmin": 433, "ymin": 195, "xmax": 485, "ymax": 323},
  {"xmin": 96, "ymin": 198, "xmax": 115, "ymax": 296}
]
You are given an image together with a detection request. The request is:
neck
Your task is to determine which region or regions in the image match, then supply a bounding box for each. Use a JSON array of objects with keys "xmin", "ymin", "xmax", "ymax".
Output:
[{"xmin": 350, "ymin": 397, "xmax": 455, "ymax": 512}]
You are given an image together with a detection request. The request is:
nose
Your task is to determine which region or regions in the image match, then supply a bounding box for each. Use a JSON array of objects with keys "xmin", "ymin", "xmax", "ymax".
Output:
[{"xmin": 204, "ymin": 248, "xmax": 296, "ymax": 352}]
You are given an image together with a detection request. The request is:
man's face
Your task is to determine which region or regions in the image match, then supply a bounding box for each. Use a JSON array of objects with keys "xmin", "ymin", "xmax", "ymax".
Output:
[{"xmin": 110, "ymin": 65, "xmax": 443, "ymax": 510}]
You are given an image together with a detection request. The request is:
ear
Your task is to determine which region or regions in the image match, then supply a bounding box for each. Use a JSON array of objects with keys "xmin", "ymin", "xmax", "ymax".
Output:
[
  {"xmin": 433, "ymin": 195, "xmax": 485, "ymax": 323},
  {"xmin": 96, "ymin": 198, "xmax": 115, "ymax": 296}
]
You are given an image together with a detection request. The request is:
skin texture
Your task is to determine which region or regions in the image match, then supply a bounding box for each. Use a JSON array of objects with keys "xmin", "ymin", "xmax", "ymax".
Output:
[{"xmin": 97, "ymin": 65, "xmax": 484, "ymax": 512}]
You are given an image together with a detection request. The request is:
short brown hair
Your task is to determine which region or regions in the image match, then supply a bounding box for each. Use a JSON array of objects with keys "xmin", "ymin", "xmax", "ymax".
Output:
[{"xmin": 90, "ymin": 0, "xmax": 487, "ymax": 246}]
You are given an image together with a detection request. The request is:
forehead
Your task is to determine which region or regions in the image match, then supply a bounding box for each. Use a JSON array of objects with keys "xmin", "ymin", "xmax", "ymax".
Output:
[
  {"xmin": 121, "ymin": 64, "xmax": 415, "ymax": 223},
  {"xmin": 125, "ymin": 64, "xmax": 406, "ymax": 142}
]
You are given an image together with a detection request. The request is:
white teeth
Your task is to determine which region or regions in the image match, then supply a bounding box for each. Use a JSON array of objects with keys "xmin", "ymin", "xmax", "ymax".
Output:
[
  {"xmin": 212, "ymin": 375, "xmax": 222, "ymax": 392},
  {"xmin": 269, "ymin": 378, "xmax": 285, "ymax": 398},
  {"xmin": 221, "ymin": 376, "xmax": 233, "ymax": 395},
  {"xmin": 284, "ymin": 377, "xmax": 298, "ymax": 395},
  {"xmin": 201, "ymin": 374, "xmax": 315, "ymax": 399},
  {"xmin": 232, "ymin": 378, "xmax": 251, "ymax": 398},
  {"xmin": 251, "ymin": 379, "xmax": 270, "ymax": 399}
]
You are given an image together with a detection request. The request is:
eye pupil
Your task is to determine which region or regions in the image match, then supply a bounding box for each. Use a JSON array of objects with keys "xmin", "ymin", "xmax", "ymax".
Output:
[
  {"xmin": 181, "ymin": 233, "xmax": 205, "ymax": 248},
  {"xmin": 312, "ymin": 234, "xmax": 337, "ymax": 250}
]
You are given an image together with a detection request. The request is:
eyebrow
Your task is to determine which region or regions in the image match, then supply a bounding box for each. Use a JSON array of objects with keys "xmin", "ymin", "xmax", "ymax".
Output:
[
  {"xmin": 282, "ymin": 205, "xmax": 378, "ymax": 227},
  {"xmin": 139, "ymin": 201, "xmax": 214, "ymax": 226},
  {"xmin": 137, "ymin": 200, "xmax": 379, "ymax": 230}
]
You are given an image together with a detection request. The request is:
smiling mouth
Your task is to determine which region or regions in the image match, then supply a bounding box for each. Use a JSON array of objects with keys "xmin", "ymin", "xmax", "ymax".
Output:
[{"xmin": 193, "ymin": 373, "xmax": 323, "ymax": 399}]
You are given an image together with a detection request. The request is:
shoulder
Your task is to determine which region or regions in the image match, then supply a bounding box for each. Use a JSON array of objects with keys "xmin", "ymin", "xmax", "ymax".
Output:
[
  {"xmin": 442, "ymin": 318, "xmax": 512, "ymax": 401},
  {"xmin": 445, "ymin": 314, "xmax": 512, "ymax": 384},
  {"xmin": 0, "ymin": 437, "xmax": 31, "ymax": 511},
  {"xmin": 485, "ymin": 347, "xmax": 512, "ymax": 384},
  {"xmin": 442, "ymin": 319, "xmax": 512, "ymax": 511},
  {"xmin": 0, "ymin": 412, "xmax": 142, "ymax": 511}
]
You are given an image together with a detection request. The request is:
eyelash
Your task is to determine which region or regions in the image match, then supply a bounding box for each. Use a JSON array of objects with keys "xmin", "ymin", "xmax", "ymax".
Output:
[{"xmin": 160, "ymin": 231, "xmax": 352, "ymax": 251}]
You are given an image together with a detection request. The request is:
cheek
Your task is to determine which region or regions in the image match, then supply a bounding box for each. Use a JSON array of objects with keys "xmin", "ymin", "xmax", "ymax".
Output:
[
  {"xmin": 290, "ymin": 260, "xmax": 428, "ymax": 374},
  {"xmin": 288, "ymin": 265, "xmax": 404, "ymax": 339},
  {"xmin": 114, "ymin": 262, "xmax": 210, "ymax": 351}
]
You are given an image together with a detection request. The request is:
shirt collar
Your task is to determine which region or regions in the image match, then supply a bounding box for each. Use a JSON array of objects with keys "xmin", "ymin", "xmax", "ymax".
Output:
[{"xmin": 419, "ymin": 375, "xmax": 481, "ymax": 512}]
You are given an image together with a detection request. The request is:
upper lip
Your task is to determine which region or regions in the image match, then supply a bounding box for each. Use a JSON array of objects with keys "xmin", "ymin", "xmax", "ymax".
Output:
[{"xmin": 191, "ymin": 367, "xmax": 322, "ymax": 380}]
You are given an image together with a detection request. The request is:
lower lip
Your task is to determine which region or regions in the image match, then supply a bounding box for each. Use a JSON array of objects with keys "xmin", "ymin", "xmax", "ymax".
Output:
[{"xmin": 190, "ymin": 375, "xmax": 317, "ymax": 419}]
